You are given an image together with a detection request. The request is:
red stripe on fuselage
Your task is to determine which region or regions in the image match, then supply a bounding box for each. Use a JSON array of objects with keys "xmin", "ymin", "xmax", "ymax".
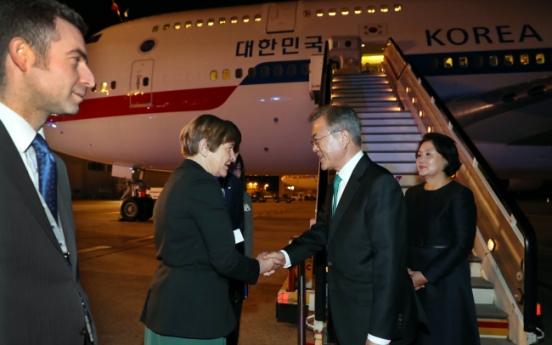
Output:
[{"xmin": 49, "ymin": 86, "xmax": 238, "ymax": 122}]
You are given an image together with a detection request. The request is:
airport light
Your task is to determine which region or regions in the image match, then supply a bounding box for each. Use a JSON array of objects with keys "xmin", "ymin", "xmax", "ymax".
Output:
[
  {"xmin": 418, "ymin": 110, "xmax": 424, "ymax": 118},
  {"xmin": 427, "ymin": 126, "xmax": 433, "ymax": 133}
]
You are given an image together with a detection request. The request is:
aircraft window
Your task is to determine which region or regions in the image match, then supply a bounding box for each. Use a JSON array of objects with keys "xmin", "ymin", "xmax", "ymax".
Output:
[
  {"xmin": 152, "ymin": 26, "xmax": 159, "ymax": 32},
  {"xmin": 219, "ymin": 18, "xmax": 226, "ymax": 24},
  {"xmin": 254, "ymin": 15, "xmax": 262, "ymax": 22},
  {"xmin": 381, "ymin": 5, "xmax": 389, "ymax": 12},
  {"xmin": 248, "ymin": 67, "xmax": 256, "ymax": 78},
  {"xmin": 354, "ymin": 7, "xmax": 362, "ymax": 14},
  {"xmin": 328, "ymin": 9, "xmax": 336, "ymax": 16},
  {"xmin": 261, "ymin": 66, "xmax": 270, "ymax": 77},
  {"xmin": 274, "ymin": 65, "xmax": 283, "ymax": 77},
  {"xmin": 101, "ymin": 82, "xmax": 108, "ymax": 93},
  {"xmin": 210, "ymin": 70, "xmax": 218, "ymax": 81},
  {"xmin": 208, "ymin": 19, "xmax": 214, "ymax": 26},
  {"xmin": 223, "ymin": 69, "xmax": 231, "ymax": 80},
  {"xmin": 88, "ymin": 162, "xmax": 106, "ymax": 172},
  {"xmin": 536, "ymin": 54, "xmax": 545, "ymax": 64},
  {"xmin": 459, "ymin": 57, "xmax": 468, "ymax": 68},
  {"xmin": 243, "ymin": 16, "xmax": 250, "ymax": 23},
  {"xmin": 236, "ymin": 68, "xmax": 243, "ymax": 78},
  {"xmin": 143, "ymin": 77, "xmax": 150, "ymax": 87},
  {"xmin": 474, "ymin": 56, "xmax": 483, "ymax": 67},
  {"xmin": 91, "ymin": 84, "xmax": 97, "ymax": 92},
  {"xmin": 196, "ymin": 20, "xmax": 203, "ymax": 27},
  {"xmin": 303, "ymin": 10, "xmax": 311, "ymax": 17},
  {"xmin": 394, "ymin": 4, "xmax": 402, "ymax": 11},
  {"xmin": 341, "ymin": 8, "xmax": 349, "ymax": 15},
  {"xmin": 174, "ymin": 23, "xmax": 181, "ymax": 30},
  {"xmin": 111, "ymin": 81, "xmax": 117, "ymax": 89},
  {"xmin": 301, "ymin": 63, "xmax": 309, "ymax": 75},
  {"xmin": 316, "ymin": 10, "xmax": 324, "ymax": 17},
  {"xmin": 231, "ymin": 17, "xmax": 238, "ymax": 24},
  {"xmin": 520, "ymin": 54, "xmax": 529, "ymax": 65},
  {"xmin": 367, "ymin": 6, "xmax": 376, "ymax": 13},
  {"xmin": 429, "ymin": 58, "xmax": 438, "ymax": 68},
  {"xmin": 185, "ymin": 21, "xmax": 192, "ymax": 28},
  {"xmin": 287, "ymin": 65, "xmax": 297, "ymax": 76},
  {"xmin": 163, "ymin": 24, "xmax": 170, "ymax": 31},
  {"xmin": 504, "ymin": 55, "xmax": 514, "ymax": 66},
  {"xmin": 444, "ymin": 57, "xmax": 453, "ymax": 68},
  {"xmin": 489, "ymin": 56, "xmax": 498, "ymax": 67}
]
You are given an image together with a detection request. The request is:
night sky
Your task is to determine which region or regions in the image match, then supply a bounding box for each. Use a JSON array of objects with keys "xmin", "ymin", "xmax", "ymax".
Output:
[{"xmin": 61, "ymin": 0, "xmax": 291, "ymax": 38}]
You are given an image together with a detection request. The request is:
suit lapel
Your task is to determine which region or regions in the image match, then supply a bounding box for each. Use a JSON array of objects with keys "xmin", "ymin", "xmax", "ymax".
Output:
[
  {"xmin": 328, "ymin": 154, "xmax": 370, "ymax": 244},
  {"xmin": 0, "ymin": 121, "xmax": 64, "ymax": 256}
]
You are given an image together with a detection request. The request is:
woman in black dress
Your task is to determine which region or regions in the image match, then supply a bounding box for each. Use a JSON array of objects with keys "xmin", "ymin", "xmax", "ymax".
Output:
[{"xmin": 406, "ymin": 133, "xmax": 480, "ymax": 345}]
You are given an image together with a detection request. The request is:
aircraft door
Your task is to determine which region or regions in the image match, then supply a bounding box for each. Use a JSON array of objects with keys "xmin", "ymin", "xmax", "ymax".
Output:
[
  {"xmin": 130, "ymin": 59, "xmax": 154, "ymax": 107},
  {"xmin": 266, "ymin": 2, "xmax": 297, "ymax": 33}
]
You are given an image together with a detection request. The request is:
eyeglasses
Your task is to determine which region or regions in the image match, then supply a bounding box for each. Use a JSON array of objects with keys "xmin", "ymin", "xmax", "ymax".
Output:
[{"xmin": 310, "ymin": 131, "xmax": 340, "ymax": 147}]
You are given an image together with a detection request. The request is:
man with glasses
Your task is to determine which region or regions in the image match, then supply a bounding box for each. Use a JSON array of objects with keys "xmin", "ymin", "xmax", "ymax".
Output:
[{"xmin": 266, "ymin": 105, "xmax": 420, "ymax": 345}]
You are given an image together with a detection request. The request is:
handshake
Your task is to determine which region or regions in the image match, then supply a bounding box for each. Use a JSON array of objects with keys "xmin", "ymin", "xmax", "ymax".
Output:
[{"xmin": 256, "ymin": 251, "xmax": 285, "ymax": 276}]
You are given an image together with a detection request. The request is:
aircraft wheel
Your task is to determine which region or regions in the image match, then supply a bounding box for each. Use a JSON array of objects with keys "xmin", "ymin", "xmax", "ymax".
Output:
[{"xmin": 120, "ymin": 197, "xmax": 141, "ymax": 221}]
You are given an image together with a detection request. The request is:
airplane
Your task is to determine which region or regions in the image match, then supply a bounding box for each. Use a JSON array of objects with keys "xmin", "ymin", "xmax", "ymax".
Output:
[{"xmin": 45, "ymin": 0, "xmax": 552, "ymax": 182}]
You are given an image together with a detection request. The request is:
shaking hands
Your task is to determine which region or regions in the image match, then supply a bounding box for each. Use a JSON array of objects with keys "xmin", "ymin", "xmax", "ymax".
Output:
[{"xmin": 256, "ymin": 251, "xmax": 285, "ymax": 276}]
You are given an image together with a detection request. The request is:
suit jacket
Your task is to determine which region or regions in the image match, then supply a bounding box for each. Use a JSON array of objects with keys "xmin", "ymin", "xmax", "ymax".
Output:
[
  {"xmin": 284, "ymin": 154, "xmax": 418, "ymax": 345},
  {"xmin": 221, "ymin": 174, "xmax": 245, "ymax": 254},
  {"xmin": 0, "ymin": 121, "xmax": 96, "ymax": 344},
  {"xmin": 140, "ymin": 159, "xmax": 260, "ymax": 339}
]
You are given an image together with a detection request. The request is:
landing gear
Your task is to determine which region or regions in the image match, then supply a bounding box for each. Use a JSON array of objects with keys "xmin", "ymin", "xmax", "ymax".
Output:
[{"xmin": 120, "ymin": 196, "xmax": 155, "ymax": 221}]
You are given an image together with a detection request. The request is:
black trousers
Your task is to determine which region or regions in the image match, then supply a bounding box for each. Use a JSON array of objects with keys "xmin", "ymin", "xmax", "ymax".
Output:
[{"xmin": 226, "ymin": 298, "xmax": 243, "ymax": 345}]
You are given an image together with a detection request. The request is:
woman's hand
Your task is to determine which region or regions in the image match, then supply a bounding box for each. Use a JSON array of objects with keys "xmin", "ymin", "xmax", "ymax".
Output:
[{"xmin": 408, "ymin": 268, "xmax": 428, "ymax": 291}]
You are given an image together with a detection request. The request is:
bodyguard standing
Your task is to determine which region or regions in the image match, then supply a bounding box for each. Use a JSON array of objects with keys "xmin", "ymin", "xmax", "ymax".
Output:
[{"xmin": 0, "ymin": 0, "xmax": 96, "ymax": 343}]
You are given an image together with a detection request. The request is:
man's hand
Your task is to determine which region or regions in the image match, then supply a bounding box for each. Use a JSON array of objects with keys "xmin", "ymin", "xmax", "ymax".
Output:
[
  {"xmin": 366, "ymin": 340, "xmax": 378, "ymax": 345},
  {"xmin": 256, "ymin": 252, "xmax": 283, "ymax": 276},
  {"xmin": 261, "ymin": 251, "xmax": 286, "ymax": 276},
  {"xmin": 408, "ymin": 268, "xmax": 428, "ymax": 291}
]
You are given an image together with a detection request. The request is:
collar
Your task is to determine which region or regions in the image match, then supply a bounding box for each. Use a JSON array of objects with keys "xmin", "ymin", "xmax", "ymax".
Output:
[
  {"xmin": 0, "ymin": 102, "xmax": 43, "ymax": 153},
  {"xmin": 336, "ymin": 150, "xmax": 364, "ymax": 184}
]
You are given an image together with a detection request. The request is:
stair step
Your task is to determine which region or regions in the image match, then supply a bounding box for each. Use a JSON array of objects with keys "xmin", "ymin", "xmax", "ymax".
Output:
[
  {"xmin": 480, "ymin": 338, "xmax": 512, "ymax": 345},
  {"xmin": 362, "ymin": 133, "xmax": 423, "ymax": 142},
  {"xmin": 332, "ymin": 80, "xmax": 390, "ymax": 86},
  {"xmin": 363, "ymin": 142, "xmax": 419, "ymax": 152},
  {"xmin": 361, "ymin": 119, "xmax": 415, "ymax": 126},
  {"xmin": 368, "ymin": 152, "xmax": 417, "ymax": 163},
  {"xmin": 476, "ymin": 304, "xmax": 508, "ymax": 319},
  {"xmin": 358, "ymin": 111, "xmax": 412, "ymax": 119},
  {"xmin": 469, "ymin": 253, "xmax": 482, "ymax": 278},
  {"xmin": 333, "ymin": 101, "xmax": 400, "ymax": 107},
  {"xmin": 332, "ymin": 90, "xmax": 394, "ymax": 97},
  {"xmin": 362, "ymin": 126, "xmax": 419, "ymax": 134},
  {"xmin": 332, "ymin": 73, "xmax": 386, "ymax": 80},
  {"xmin": 352, "ymin": 106, "xmax": 403, "ymax": 112},
  {"xmin": 472, "ymin": 277, "xmax": 495, "ymax": 305},
  {"xmin": 332, "ymin": 95, "xmax": 398, "ymax": 102},
  {"xmin": 378, "ymin": 163, "xmax": 418, "ymax": 174},
  {"xmin": 332, "ymin": 85, "xmax": 393, "ymax": 91}
]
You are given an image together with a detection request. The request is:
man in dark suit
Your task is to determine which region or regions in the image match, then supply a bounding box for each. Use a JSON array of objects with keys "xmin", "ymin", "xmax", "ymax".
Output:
[
  {"xmin": 266, "ymin": 105, "xmax": 419, "ymax": 345},
  {"xmin": 0, "ymin": 1, "xmax": 96, "ymax": 343}
]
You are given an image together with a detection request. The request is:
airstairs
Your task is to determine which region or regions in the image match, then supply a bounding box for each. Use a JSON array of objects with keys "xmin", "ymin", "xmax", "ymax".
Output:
[
  {"xmin": 330, "ymin": 71, "xmax": 511, "ymax": 344},
  {"xmin": 301, "ymin": 37, "xmax": 540, "ymax": 345}
]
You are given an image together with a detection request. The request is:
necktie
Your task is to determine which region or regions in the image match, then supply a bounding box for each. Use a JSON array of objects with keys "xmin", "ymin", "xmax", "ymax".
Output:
[
  {"xmin": 31, "ymin": 134, "xmax": 58, "ymax": 219},
  {"xmin": 332, "ymin": 174, "xmax": 342, "ymax": 215}
]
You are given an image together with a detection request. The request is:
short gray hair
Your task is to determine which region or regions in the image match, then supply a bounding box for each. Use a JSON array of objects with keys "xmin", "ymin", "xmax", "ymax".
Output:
[{"xmin": 308, "ymin": 105, "xmax": 362, "ymax": 146}]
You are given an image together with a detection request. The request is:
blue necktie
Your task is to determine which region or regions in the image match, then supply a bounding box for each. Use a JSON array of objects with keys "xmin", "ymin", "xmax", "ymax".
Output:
[
  {"xmin": 332, "ymin": 174, "xmax": 342, "ymax": 215},
  {"xmin": 31, "ymin": 134, "xmax": 58, "ymax": 220}
]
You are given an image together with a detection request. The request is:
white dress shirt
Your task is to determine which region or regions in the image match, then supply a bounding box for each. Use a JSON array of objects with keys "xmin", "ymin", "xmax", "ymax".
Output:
[
  {"xmin": 0, "ymin": 102, "xmax": 68, "ymax": 253},
  {"xmin": 281, "ymin": 150, "xmax": 389, "ymax": 344}
]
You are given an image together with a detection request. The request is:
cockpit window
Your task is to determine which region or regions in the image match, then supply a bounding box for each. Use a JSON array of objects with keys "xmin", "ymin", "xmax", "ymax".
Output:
[{"xmin": 86, "ymin": 34, "xmax": 102, "ymax": 44}]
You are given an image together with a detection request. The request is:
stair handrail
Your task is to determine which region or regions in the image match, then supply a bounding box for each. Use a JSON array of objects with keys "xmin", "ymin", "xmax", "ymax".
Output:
[{"xmin": 384, "ymin": 37, "xmax": 538, "ymax": 334}]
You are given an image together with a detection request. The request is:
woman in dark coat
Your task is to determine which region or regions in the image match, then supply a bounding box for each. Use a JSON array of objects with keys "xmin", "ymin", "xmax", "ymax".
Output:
[{"xmin": 406, "ymin": 132, "xmax": 480, "ymax": 345}]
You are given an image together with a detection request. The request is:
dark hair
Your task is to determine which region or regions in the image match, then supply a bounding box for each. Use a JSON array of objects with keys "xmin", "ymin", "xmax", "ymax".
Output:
[
  {"xmin": 308, "ymin": 105, "xmax": 362, "ymax": 146},
  {"xmin": 0, "ymin": 0, "xmax": 87, "ymax": 91},
  {"xmin": 416, "ymin": 132, "xmax": 462, "ymax": 176},
  {"xmin": 234, "ymin": 154, "xmax": 247, "ymax": 190},
  {"xmin": 179, "ymin": 114, "xmax": 240, "ymax": 157},
  {"xmin": 226, "ymin": 120, "xmax": 241, "ymax": 153}
]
